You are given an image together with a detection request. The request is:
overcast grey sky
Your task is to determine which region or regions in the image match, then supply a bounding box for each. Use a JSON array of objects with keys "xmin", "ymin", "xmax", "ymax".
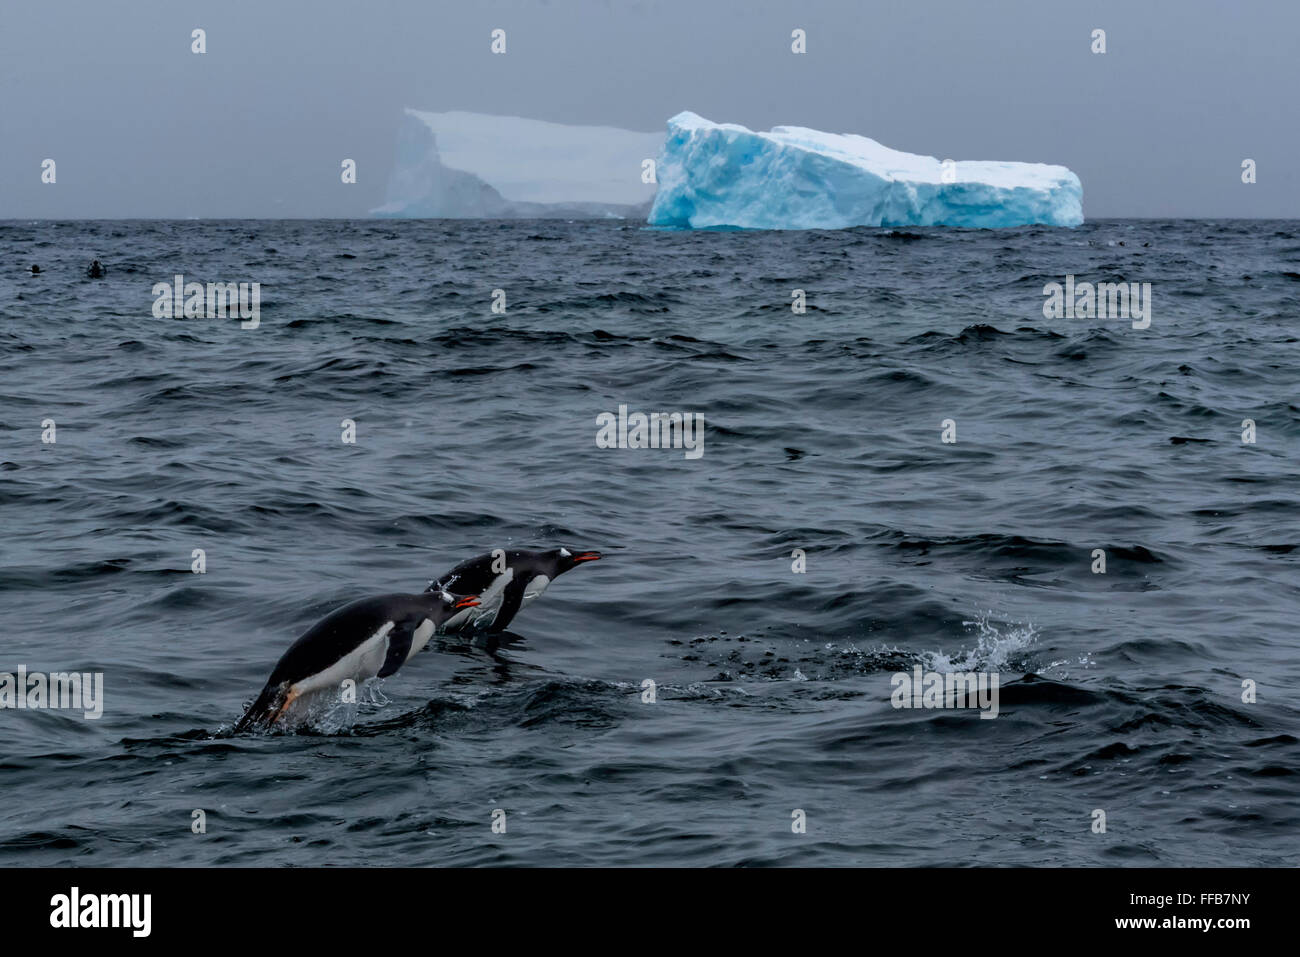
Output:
[{"xmin": 1, "ymin": 0, "xmax": 1295, "ymax": 218}]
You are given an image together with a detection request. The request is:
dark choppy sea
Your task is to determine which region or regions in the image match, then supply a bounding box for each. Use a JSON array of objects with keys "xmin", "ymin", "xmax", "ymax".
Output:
[{"xmin": 1, "ymin": 218, "xmax": 1297, "ymax": 866}]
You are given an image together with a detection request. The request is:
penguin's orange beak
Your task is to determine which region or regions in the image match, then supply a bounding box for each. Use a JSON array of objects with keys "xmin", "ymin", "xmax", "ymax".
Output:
[
  {"xmin": 572, "ymin": 552, "xmax": 601, "ymax": 563},
  {"xmin": 453, "ymin": 596, "xmax": 480, "ymax": 609}
]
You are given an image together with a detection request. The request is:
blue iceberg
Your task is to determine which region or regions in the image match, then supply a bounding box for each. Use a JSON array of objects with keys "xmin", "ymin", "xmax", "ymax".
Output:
[{"xmin": 647, "ymin": 112, "xmax": 1083, "ymax": 230}]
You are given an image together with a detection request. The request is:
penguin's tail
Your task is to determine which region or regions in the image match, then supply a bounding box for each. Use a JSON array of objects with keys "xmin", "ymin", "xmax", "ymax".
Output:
[{"xmin": 234, "ymin": 681, "xmax": 289, "ymax": 733}]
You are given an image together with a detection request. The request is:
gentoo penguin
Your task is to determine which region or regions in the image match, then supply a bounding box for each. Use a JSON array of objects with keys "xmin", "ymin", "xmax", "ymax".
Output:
[
  {"xmin": 431, "ymin": 547, "xmax": 601, "ymax": 634},
  {"xmin": 234, "ymin": 589, "xmax": 480, "ymax": 732}
]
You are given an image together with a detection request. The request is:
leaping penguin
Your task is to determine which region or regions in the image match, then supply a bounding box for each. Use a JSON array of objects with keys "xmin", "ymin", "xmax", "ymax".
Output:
[
  {"xmin": 235, "ymin": 589, "xmax": 480, "ymax": 732},
  {"xmin": 431, "ymin": 547, "xmax": 602, "ymax": 634}
]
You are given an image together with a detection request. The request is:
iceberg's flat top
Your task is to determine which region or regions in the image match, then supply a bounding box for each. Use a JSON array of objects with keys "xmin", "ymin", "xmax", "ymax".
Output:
[
  {"xmin": 666, "ymin": 111, "xmax": 1074, "ymax": 190},
  {"xmin": 650, "ymin": 112, "xmax": 1083, "ymax": 229}
]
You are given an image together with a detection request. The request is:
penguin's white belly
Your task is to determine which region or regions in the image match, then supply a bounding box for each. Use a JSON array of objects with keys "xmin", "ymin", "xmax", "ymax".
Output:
[
  {"xmin": 450, "ymin": 568, "xmax": 514, "ymax": 630},
  {"xmin": 440, "ymin": 606, "xmax": 475, "ymax": 632},
  {"xmin": 519, "ymin": 574, "xmax": 550, "ymax": 609},
  {"xmin": 406, "ymin": 617, "xmax": 436, "ymax": 661},
  {"xmin": 292, "ymin": 621, "xmax": 394, "ymax": 696}
]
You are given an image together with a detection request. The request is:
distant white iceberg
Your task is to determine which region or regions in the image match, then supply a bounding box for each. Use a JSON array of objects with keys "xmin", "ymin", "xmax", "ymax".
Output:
[
  {"xmin": 374, "ymin": 109, "xmax": 662, "ymax": 219},
  {"xmin": 647, "ymin": 111, "xmax": 1083, "ymax": 229}
]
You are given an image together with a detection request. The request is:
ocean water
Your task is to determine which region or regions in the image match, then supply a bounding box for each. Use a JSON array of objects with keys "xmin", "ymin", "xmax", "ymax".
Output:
[{"xmin": 1, "ymin": 218, "xmax": 1297, "ymax": 867}]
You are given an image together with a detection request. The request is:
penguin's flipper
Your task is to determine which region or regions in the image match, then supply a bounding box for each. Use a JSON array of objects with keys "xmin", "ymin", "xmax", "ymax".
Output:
[
  {"xmin": 234, "ymin": 681, "xmax": 290, "ymax": 733},
  {"xmin": 377, "ymin": 621, "xmax": 415, "ymax": 678}
]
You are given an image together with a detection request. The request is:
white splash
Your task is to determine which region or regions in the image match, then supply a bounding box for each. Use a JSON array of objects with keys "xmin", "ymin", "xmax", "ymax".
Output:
[{"xmin": 921, "ymin": 613, "xmax": 1040, "ymax": 674}]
